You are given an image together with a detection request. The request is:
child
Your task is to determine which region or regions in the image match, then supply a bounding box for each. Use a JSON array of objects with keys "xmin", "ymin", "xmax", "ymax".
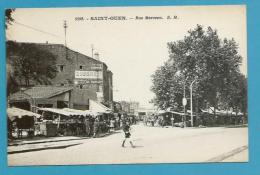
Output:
[{"xmin": 122, "ymin": 121, "xmax": 135, "ymax": 148}]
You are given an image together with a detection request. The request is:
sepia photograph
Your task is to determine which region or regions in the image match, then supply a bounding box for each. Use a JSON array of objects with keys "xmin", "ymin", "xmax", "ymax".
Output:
[{"xmin": 5, "ymin": 5, "xmax": 248, "ymax": 166}]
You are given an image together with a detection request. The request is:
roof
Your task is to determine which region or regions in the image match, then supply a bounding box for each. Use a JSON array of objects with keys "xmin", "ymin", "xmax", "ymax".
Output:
[
  {"xmin": 12, "ymin": 41, "xmax": 105, "ymax": 66},
  {"xmin": 22, "ymin": 86, "xmax": 73, "ymax": 99},
  {"xmin": 7, "ymin": 107, "xmax": 41, "ymax": 121}
]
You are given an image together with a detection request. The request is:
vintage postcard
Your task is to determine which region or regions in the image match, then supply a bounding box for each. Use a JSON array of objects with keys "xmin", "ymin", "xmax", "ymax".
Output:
[{"xmin": 5, "ymin": 5, "xmax": 248, "ymax": 166}]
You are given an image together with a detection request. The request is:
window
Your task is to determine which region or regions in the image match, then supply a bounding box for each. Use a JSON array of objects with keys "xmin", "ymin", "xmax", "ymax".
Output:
[
  {"xmin": 37, "ymin": 104, "xmax": 53, "ymax": 108},
  {"xmin": 57, "ymin": 101, "xmax": 68, "ymax": 109},
  {"xmin": 79, "ymin": 65, "xmax": 83, "ymax": 70},
  {"xmin": 59, "ymin": 65, "xmax": 64, "ymax": 72}
]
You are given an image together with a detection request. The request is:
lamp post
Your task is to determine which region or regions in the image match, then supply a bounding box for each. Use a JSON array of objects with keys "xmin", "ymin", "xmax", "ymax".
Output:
[
  {"xmin": 182, "ymin": 77, "xmax": 189, "ymax": 127},
  {"xmin": 190, "ymin": 79, "xmax": 197, "ymax": 127},
  {"xmin": 175, "ymin": 70, "xmax": 189, "ymax": 127}
]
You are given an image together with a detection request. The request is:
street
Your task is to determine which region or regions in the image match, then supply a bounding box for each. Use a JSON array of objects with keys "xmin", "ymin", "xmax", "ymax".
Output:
[{"xmin": 8, "ymin": 124, "xmax": 248, "ymax": 166}]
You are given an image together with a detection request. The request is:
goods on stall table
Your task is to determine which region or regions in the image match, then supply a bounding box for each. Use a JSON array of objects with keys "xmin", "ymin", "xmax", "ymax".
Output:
[{"xmin": 39, "ymin": 122, "xmax": 57, "ymax": 137}]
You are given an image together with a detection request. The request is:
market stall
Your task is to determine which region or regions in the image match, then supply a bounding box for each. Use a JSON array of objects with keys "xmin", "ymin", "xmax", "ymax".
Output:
[
  {"xmin": 89, "ymin": 100, "xmax": 112, "ymax": 114},
  {"xmin": 156, "ymin": 110, "xmax": 186, "ymax": 127},
  {"xmin": 37, "ymin": 107, "xmax": 89, "ymax": 136},
  {"xmin": 201, "ymin": 109, "xmax": 245, "ymax": 126},
  {"xmin": 7, "ymin": 107, "xmax": 41, "ymax": 138},
  {"xmin": 89, "ymin": 100, "xmax": 114, "ymax": 133}
]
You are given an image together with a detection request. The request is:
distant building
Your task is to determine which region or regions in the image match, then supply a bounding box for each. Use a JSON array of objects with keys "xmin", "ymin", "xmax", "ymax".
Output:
[
  {"xmin": 119, "ymin": 101, "xmax": 139, "ymax": 114},
  {"xmin": 7, "ymin": 42, "xmax": 113, "ymax": 110}
]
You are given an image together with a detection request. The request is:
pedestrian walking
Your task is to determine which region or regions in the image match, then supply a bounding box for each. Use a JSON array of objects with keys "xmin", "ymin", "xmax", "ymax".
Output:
[{"xmin": 121, "ymin": 121, "xmax": 135, "ymax": 148}]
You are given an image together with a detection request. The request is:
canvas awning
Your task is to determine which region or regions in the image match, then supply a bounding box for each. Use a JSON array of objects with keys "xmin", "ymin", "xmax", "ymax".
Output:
[
  {"xmin": 89, "ymin": 100, "xmax": 112, "ymax": 114},
  {"xmin": 39, "ymin": 108, "xmax": 76, "ymax": 116},
  {"xmin": 62, "ymin": 108, "xmax": 96, "ymax": 116},
  {"xmin": 39, "ymin": 107, "xmax": 97, "ymax": 117},
  {"xmin": 158, "ymin": 110, "xmax": 185, "ymax": 116},
  {"xmin": 7, "ymin": 107, "xmax": 41, "ymax": 121},
  {"xmin": 201, "ymin": 109, "xmax": 243, "ymax": 116}
]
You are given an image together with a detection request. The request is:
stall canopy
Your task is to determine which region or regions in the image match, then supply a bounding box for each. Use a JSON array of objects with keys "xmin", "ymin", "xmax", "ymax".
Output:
[
  {"xmin": 7, "ymin": 107, "xmax": 41, "ymax": 121},
  {"xmin": 39, "ymin": 108, "xmax": 76, "ymax": 116},
  {"xmin": 39, "ymin": 107, "xmax": 96, "ymax": 117},
  {"xmin": 158, "ymin": 110, "xmax": 185, "ymax": 116},
  {"xmin": 201, "ymin": 107, "xmax": 244, "ymax": 116},
  {"xmin": 62, "ymin": 108, "xmax": 96, "ymax": 116},
  {"xmin": 89, "ymin": 100, "xmax": 112, "ymax": 114}
]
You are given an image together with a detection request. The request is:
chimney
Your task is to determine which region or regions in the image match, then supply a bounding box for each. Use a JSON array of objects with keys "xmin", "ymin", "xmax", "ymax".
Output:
[{"xmin": 94, "ymin": 52, "xmax": 100, "ymax": 61}]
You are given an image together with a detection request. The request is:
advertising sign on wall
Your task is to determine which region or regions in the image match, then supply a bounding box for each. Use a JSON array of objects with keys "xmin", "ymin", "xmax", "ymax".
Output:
[{"xmin": 75, "ymin": 70, "xmax": 103, "ymax": 79}]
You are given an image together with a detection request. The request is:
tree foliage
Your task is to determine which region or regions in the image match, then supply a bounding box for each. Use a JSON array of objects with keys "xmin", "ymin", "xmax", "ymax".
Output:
[
  {"xmin": 151, "ymin": 61, "xmax": 182, "ymax": 110},
  {"xmin": 151, "ymin": 25, "xmax": 247, "ymax": 113},
  {"xmin": 5, "ymin": 9, "xmax": 15, "ymax": 29},
  {"xmin": 7, "ymin": 41, "xmax": 58, "ymax": 87}
]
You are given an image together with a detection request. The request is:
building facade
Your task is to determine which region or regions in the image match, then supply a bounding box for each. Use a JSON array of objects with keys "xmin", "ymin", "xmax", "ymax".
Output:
[
  {"xmin": 119, "ymin": 101, "xmax": 139, "ymax": 115},
  {"xmin": 8, "ymin": 42, "xmax": 113, "ymax": 110}
]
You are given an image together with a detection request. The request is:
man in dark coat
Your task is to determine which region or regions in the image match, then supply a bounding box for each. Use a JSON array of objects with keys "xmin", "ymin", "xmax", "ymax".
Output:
[{"xmin": 121, "ymin": 121, "xmax": 135, "ymax": 148}]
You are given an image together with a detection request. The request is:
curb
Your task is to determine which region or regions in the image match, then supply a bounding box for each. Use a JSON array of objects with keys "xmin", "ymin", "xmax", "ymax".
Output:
[
  {"xmin": 8, "ymin": 132, "xmax": 115, "ymax": 146},
  {"xmin": 207, "ymin": 145, "xmax": 248, "ymax": 162},
  {"xmin": 8, "ymin": 143, "xmax": 82, "ymax": 154},
  {"xmin": 8, "ymin": 132, "xmax": 118, "ymax": 154},
  {"xmin": 8, "ymin": 137, "xmax": 89, "ymax": 146}
]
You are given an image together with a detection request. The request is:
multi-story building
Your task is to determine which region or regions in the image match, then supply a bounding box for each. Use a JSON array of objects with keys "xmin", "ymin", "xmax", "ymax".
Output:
[
  {"xmin": 119, "ymin": 101, "xmax": 139, "ymax": 115},
  {"xmin": 8, "ymin": 42, "xmax": 113, "ymax": 110},
  {"xmin": 129, "ymin": 101, "xmax": 140, "ymax": 114}
]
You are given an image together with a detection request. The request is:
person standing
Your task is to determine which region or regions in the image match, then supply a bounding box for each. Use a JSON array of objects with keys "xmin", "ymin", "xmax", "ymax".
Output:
[
  {"xmin": 84, "ymin": 117, "xmax": 91, "ymax": 136},
  {"xmin": 109, "ymin": 118, "xmax": 115, "ymax": 132},
  {"xmin": 121, "ymin": 121, "xmax": 135, "ymax": 148},
  {"xmin": 93, "ymin": 117, "xmax": 99, "ymax": 138},
  {"xmin": 151, "ymin": 115, "xmax": 155, "ymax": 127},
  {"xmin": 171, "ymin": 116, "xmax": 175, "ymax": 127}
]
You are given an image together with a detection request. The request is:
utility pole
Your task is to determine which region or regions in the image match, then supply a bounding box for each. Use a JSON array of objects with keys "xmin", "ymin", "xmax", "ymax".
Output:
[
  {"xmin": 63, "ymin": 20, "xmax": 68, "ymax": 60},
  {"xmin": 63, "ymin": 20, "xmax": 68, "ymax": 47},
  {"xmin": 91, "ymin": 44, "xmax": 94, "ymax": 58}
]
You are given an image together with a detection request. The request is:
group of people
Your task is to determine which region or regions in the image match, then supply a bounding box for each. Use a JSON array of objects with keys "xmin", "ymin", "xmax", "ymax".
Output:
[
  {"xmin": 144, "ymin": 114, "xmax": 173, "ymax": 127},
  {"xmin": 85, "ymin": 113, "xmax": 136, "ymax": 148},
  {"xmin": 82, "ymin": 115, "xmax": 115, "ymax": 137},
  {"xmin": 82, "ymin": 113, "xmax": 137, "ymax": 139},
  {"xmin": 8, "ymin": 112, "xmax": 137, "ymax": 148}
]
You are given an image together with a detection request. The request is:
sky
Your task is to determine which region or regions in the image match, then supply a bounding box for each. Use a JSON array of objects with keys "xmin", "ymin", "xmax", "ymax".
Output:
[{"xmin": 6, "ymin": 5, "xmax": 247, "ymax": 108}]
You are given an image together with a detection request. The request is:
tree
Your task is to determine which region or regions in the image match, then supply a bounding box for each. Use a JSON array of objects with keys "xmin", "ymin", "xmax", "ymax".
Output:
[
  {"xmin": 7, "ymin": 41, "xmax": 58, "ymax": 87},
  {"xmin": 151, "ymin": 61, "xmax": 183, "ymax": 110},
  {"xmin": 7, "ymin": 62, "xmax": 19, "ymax": 96},
  {"xmin": 5, "ymin": 9, "xmax": 15, "ymax": 29},
  {"xmin": 151, "ymin": 25, "xmax": 247, "ymax": 114},
  {"xmin": 6, "ymin": 9, "xmax": 18, "ymax": 96}
]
